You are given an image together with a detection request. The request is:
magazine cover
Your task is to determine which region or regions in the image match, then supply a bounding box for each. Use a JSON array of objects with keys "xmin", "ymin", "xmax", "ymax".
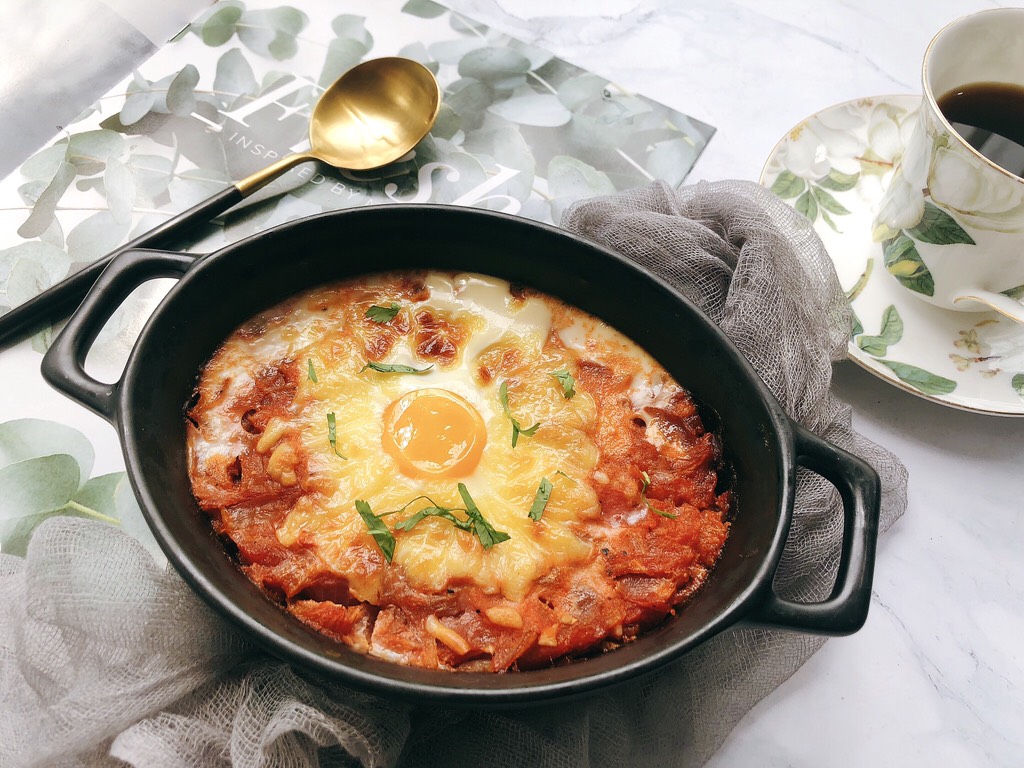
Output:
[{"xmin": 0, "ymin": 0, "xmax": 714, "ymax": 552}]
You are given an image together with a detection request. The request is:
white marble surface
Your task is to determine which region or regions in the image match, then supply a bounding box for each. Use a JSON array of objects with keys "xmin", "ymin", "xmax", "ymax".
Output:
[
  {"xmin": 437, "ymin": 1, "xmax": 1024, "ymax": 766},
  {"xmin": 1, "ymin": 1, "xmax": 1021, "ymax": 766}
]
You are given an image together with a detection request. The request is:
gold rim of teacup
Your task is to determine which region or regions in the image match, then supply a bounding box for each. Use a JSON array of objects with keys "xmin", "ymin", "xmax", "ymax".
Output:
[{"xmin": 922, "ymin": 7, "xmax": 1024, "ymax": 186}]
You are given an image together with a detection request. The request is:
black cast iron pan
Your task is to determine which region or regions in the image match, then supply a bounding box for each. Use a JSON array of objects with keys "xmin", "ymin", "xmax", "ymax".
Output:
[{"xmin": 39, "ymin": 204, "xmax": 880, "ymax": 705}]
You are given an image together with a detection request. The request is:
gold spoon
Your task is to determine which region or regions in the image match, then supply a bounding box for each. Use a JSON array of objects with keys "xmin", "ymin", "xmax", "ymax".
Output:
[{"xmin": 0, "ymin": 56, "xmax": 441, "ymax": 348}]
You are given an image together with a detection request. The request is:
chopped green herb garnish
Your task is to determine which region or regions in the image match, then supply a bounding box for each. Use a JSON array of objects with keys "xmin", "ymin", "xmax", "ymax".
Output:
[
  {"xmin": 366, "ymin": 302, "xmax": 401, "ymax": 323},
  {"xmin": 326, "ymin": 412, "xmax": 347, "ymax": 459},
  {"xmin": 459, "ymin": 483, "xmax": 510, "ymax": 548},
  {"xmin": 307, "ymin": 359, "xmax": 318, "ymax": 383},
  {"xmin": 360, "ymin": 360, "xmax": 433, "ymax": 375},
  {"xmin": 640, "ymin": 470, "xmax": 677, "ymax": 519},
  {"xmin": 550, "ymin": 369, "xmax": 575, "ymax": 399},
  {"xmin": 498, "ymin": 380, "xmax": 541, "ymax": 448},
  {"xmin": 553, "ymin": 469, "xmax": 576, "ymax": 484},
  {"xmin": 395, "ymin": 506, "xmax": 471, "ymax": 533},
  {"xmin": 389, "ymin": 488, "xmax": 510, "ymax": 550},
  {"xmin": 529, "ymin": 477, "xmax": 553, "ymax": 521},
  {"xmin": 355, "ymin": 500, "xmax": 396, "ymax": 562}
]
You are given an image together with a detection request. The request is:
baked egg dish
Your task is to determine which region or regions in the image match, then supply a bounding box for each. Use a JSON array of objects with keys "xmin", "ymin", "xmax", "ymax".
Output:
[{"xmin": 186, "ymin": 271, "xmax": 731, "ymax": 671}]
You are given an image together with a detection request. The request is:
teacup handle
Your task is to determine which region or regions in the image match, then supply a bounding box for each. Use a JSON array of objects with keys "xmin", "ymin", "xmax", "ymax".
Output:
[{"xmin": 953, "ymin": 290, "xmax": 1024, "ymax": 323}]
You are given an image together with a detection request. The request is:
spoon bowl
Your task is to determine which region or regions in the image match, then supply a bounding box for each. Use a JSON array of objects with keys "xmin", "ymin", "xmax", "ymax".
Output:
[{"xmin": 238, "ymin": 56, "xmax": 441, "ymax": 193}]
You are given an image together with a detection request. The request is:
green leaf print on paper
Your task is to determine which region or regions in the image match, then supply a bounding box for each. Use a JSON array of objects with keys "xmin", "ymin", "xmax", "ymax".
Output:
[
  {"xmin": 883, "ymin": 234, "xmax": 935, "ymax": 297},
  {"xmin": 1012, "ymin": 373, "xmax": 1024, "ymax": 398},
  {"xmin": 0, "ymin": 419, "xmax": 162, "ymax": 560},
  {"xmin": 906, "ymin": 202, "xmax": 976, "ymax": 246},
  {"xmin": 402, "ymin": 0, "xmax": 447, "ymax": 18},
  {"xmin": 199, "ymin": 2, "xmax": 244, "ymax": 46},
  {"xmin": 856, "ymin": 305, "xmax": 903, "ymax": 356},
  {"xmin": 3, "ymin": 0, "xmax": 715, "ymax": 338},
  {"xmin": 878, "ymin": 360, "xmax": 957, "ymax": 395},
  {"xmin": 319, "ymin": 15, "xmax": 374, "ymax": 87}
]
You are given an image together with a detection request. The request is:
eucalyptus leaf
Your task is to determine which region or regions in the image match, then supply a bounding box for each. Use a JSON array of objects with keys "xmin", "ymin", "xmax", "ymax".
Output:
[
  {"xmin": 103, "ymin": 156, "xmax": 136, "ymax": 223},
  {"xmin": 113, "ymin": 474, "xmax": 165, "ymax": 564},
  {"xmin": 547, "ymin": 155, "xmax": 615, "ymax": 207},
  {"xmin": 319, "ymin": 38, "xmax": 368, "ymax": 88},
  {"xmin": 398, "ymin": 42, "xmax": 437, "ymax": 72},
  {"xmin": 17, "ymin": 161, "xmax": 76, "ymax": 239},
  {"xmin": 146, "ymin": 72, "xmax": 178, "ymax": 114},
  {"xmin": 168, "ymin": 175, "xmax": 229, "ymax": 209},
  {"xmin": 402, "ymin": 0, "xmax": 445, "ymax": 18},
  {"xmin": 67, "ymin": 212, "xmax": 130, "ymax": 263},
  {"xmin": 17, "ymin": 180, "xmax": 48, "ymax": 206},
  {"xmin": 127, "ymin": 153, "xmax": 174, "ymax": 202},
  {"xmin": 458, "ymin": 47, "xmax": 531, "ymax": 82},
  {"xmin": 73, "ymin": 472, "xmax": 123, "ymax": 519},
  {"xmin": 446, "ymin": 78, "xmax": 494, "ymax": 117},
  {"xmin": 330, "ymin": 14, "xmax": 373, "ymax": 48},
  {"xmin": 463, "ymin": 125, "xmax": 535, "ymax": 181},
  {"xmin": 120, "ymin": 91, "xmax": 155, "ymax": 126},
  {"xmin": 199, "ymin": 2, "xmax": 243, "ymax": 46},
  {"xmin": 39, "ymin": 216, "xmax": 65, "ymax": 250},
  {"xmin": 0, "ymin": 454, "xmax": 81, "ymax": 556},
  {"xmin": 20, "ymin": 144, "xmax": 69, "ymax": 180},
  {"xmin": 644, "ymin": 137, "xmax": 697, "ymax": 186},
  {"xmin": 6, "ymin": 258, "xmax": 66, "ymax": 307},
  {"xmin": 488, "ymin": 94, "xmax": 572, "ymax": 127},
  {"xmin": 449, "ymin": 12, "xmax": 488, "ymax": 36},
  {"xmin": 511, "ymin": 43, "xmax": 554, "ymax": 71},
  {"xmin": 557, "ymin": 73, "xmax": 607, "ymax": 110},
  {"xmin": 0, "ymin": 418, "xmax": 94, "ymax": 478},
  {"xmin": 67, "ymin": 129, "xmax": 125, "ymax": 173},
  {"xmin": 431, "ymin": 103, "xmax": 461, "ymax": 140},
  {"xmin": 167, "ymin": 65, "xmax": 200, "ymax": 116},
  {"xmin": 238, "ymin": 8, "xmax": 308, "ymax": 61},
  {"xmin": 428, "ymin": 38, "xmax": 487, "ymax": 66},
  {"xmin": 0, "ymin": 242, "xmax": 70, "ymax": 296},
  {"xmin": 215, "ymin": 48, "xmax": 258, "ymax": 97},
  {"xmin": 487, "ymin": 74, "xmax": 527, "ymax": 94}
]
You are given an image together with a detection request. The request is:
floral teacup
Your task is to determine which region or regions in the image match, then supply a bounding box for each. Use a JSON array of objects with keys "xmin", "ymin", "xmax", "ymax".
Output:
[{"xmin": 873, "ymin": 8, "xmax": 1024, "ymax": 323}]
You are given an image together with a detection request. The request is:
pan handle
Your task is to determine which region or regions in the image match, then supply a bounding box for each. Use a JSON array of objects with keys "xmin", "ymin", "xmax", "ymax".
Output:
[
  {"xmin": 40, "ymin": 249, "xmax": 195, "ymax": 424},
  {"xmin": 748, "ymin": 423, "xmax": 881, "ymax": 635}
]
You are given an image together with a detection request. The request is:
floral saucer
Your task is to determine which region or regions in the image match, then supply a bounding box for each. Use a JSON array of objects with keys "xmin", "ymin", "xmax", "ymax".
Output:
[{"xmin": 760, "ymin": 94, "xmax": 1024, "ymax": 416}]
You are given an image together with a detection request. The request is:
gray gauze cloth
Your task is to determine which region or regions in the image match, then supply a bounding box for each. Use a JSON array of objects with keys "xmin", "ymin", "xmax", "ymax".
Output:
[{"xmin": 0, "ymin": 180, "xmax": 908, "ymax": 767}]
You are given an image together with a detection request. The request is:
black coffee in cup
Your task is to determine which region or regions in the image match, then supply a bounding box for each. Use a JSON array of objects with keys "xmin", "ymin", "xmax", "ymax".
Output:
[{"xmin": 937, "ymin": 82, "xmax": 1024, "ymax": 177}]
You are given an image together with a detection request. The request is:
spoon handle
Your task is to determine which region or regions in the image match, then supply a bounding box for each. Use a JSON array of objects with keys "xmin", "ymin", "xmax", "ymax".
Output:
[{"xmin": 0, "ymin": 185, "xmax": 243, "ymax": 351}]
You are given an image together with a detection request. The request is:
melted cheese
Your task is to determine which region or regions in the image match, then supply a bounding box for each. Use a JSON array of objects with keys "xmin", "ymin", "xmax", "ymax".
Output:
[{"xmin": 187, "ymin": 271, "xmax": 731, "ymax": 671}]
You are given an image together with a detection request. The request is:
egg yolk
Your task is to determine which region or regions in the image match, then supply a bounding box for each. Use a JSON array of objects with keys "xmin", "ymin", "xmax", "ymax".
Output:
[{"xmin": 381, "ymin": 388, "xmax": 487, "ymax": 478}]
